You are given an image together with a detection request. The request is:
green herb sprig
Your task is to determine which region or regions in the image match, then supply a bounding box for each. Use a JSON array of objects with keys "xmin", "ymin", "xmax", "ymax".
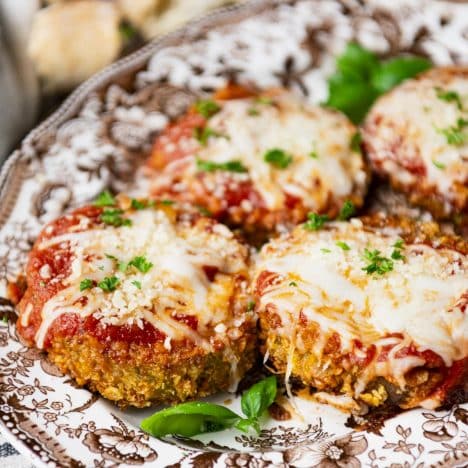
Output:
[
  {"xmin": 194, "ymin": 100, "xmax": 221, "ymax": 119},
  {"xmin": 304, "ymin": 212, "xmax": 329, "ymax": 231},
  {"xmin": 361, "ymin": 249, "xmax": 393, "ymax": 275},
  {"xmin": 336, "ymin": 241, "xmax": 351, "ymax": 251},
  {"xmin": 140, "ymin": 376, "xmax": 277, "ymax": 438},
  {"xmin": 196, "ymin": 159, "xmax": 248, "ymax": 173},
  {"xmin": 338, "ymin": 200, "xmax": 356, "ymax": 220},
  {"xmin": 326, "ymin": 43, "xmax": 431, "ymax": 123},
  {"xmin": 97, "ymin": 276, "xmax": 120, "ymax": 292},
  {"xmin": 80, "ymin": 279, "xmax": 94, "ymax": 291},
  {"xmin": 436, "ymin": 118, "xmax": 468, "ymax": 146},
  {"xmin": 264, "ymin": 148, "xmax": 293, "ymax": 169},
  {"xmin": 193, "ymin": 127, "xmax": 228, "ymax": 146},
  {"xmin": 93, "ymin": 191, "xmax": 116, "ymax": 207},
  {"xmin": 435, "ymin": 87, "xmax": 463, "ymax": 110},
  {"xmin": 101, "ymin": 209, "xmax": 132, "ymax": 227}
]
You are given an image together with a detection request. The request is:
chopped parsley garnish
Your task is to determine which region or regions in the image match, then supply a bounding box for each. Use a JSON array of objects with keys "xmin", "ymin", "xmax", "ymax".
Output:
[
  {"xmin": 197, "ymin": 206, "xmax": 212, "ymax": 217},
  {"xmin": 118, "ymin": 261, "xmax": 128, "ymax": 272},
  {"xmin": 160, "ymin": 199, "xmax": 174, "ymax": 205},
  {"xmin": 435, "ymin": 87, "xmax": 463, "ymax": 110},
  {"xmin": 93, "ymin": 190, "xmax": 116, "ymax": 207},
  {"xmin": 325, "ymin": 43, "xmax": 431, "ymax": 123},
  {"xmin": 336, "ymin": 241, "xmax": 351, "ymax": 251},
  {"xmin": 309, "ymin": 143, "xmax": 318, "ymax": 159},
  {"xmin": 391, "ymin": 239, "xmax": 406, "ymax": 261},
  {"xmin": 361, "ymin": 249, "xmax": 394, "ymax": 275},
  {"xmin": 350, "ymin": 132, "xmax": 362, "ymax": 153},
  {"xmin": 131, "ymin": 199, "xmax": 149, "ymax": 210},
  {"xmin": 247, "ymin": 301, "xmax": 255, "ymax": 312},
  {"xmin": 321, "ymin": 248, "xmax": 331, "ymax": 253},
  {"xmin": 132, "ymin": 280, "xmax": 142, "ymax": 289},
  {"xmin": 289, "ymin": 281, "xmax": 298, "ymax": 287},
  {"xmin": 98, "ymin": 276, "xmax": 120, "ymax": 292},
  {"xmin": 304, "ymin": 212, "xmax": 329, "ymax": 231},
  {"xmin": 194, "ymin": 100, "xmax": 221, "ymax": 118},
  {"xmin": 196, "ymin": 158, "xmax": 248, "ymax": 173},
  {"xmin": 436, "ymin": 118, "xmax": 468, "ymax": 146},
  {"xmin": 247, "ymin": 107, "xmax": 260, "ymax": 116},
  {"xmin": 79, "ymin": 279, "xmax": 94, "ymax": 291},
  {"xmin": 391, "ymin": 249, "xmax": 405, "ymax": 261},
  {"xmin": 193, "ymin": 127, "xmax": 227, "ymax": 146},
  {"xmin": 105, "ymin": 254, "xmax": 128, "ymax": 272},
  {"xmin": 101, "ymin": 209, "xmax": 132, "ymax": 227},
  {"xmin": 128, "ymin": 256, "xmax": 153, "ymax": 273},
  {"xmin": 255, "ymin": 96, "xmax": 274, "ymax": 105},
  {"xmin": 264, "ymin": 148, "xmax": 293, "ymax": 169},
  {"xmin": 393, "ymin": 239, "xmax": 404, "ymax": 249},
  {"xmin": 338, "ymin": 200, "xmax": 356, "ymax": 220},
  {"xmin": 432, "ymin": 160, "xmax": 446, "ymax": 170}
]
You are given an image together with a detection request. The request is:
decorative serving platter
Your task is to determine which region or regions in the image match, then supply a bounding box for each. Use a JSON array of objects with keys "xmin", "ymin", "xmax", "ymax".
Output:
[{"xmin": 0, "ymin": 0, "xmax": 467, "ymax": 466}]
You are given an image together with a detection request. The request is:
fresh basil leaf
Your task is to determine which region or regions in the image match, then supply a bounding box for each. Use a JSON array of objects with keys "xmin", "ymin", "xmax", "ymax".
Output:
[
  {"xmin": 235, "ymin": 418, "xmax": 261, "ymax": 434},
  {"xmin": 336, "ymin": 43, "xmax": 379, "ymax": 81},
  {"xmin": 241, "ymin": 376, "xmax": 277, "ymax": 421},
  {"xmin": 325, "ymin": 43, "xmax": 432, "ymax": 123},
  {"xmin": 371, "ymin": 56, "xmax": 431, "ymax": 93},
  {"xmin": 140, "ymin": 402, "xmax": 240, "ymax": 438},
  {"xmin": 326, "ymin": 79, "xmax": 378, "ymax": 124}
]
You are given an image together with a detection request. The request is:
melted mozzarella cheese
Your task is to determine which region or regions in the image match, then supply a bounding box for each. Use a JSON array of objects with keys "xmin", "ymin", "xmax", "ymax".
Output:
[
  {"xmin": 34, "ymin": 209, "xmax": 249, "ymax": 349},
  {"xmin": 255, "ymin": 221, "xmax": 468, "ymax": 369},
  {"xmin": 364, "ymin": 68, "xmax": 468, "ymax": 202},
  {"xmin": 195, "ymin": 93, "xmax": 366, "ymax": 210}
]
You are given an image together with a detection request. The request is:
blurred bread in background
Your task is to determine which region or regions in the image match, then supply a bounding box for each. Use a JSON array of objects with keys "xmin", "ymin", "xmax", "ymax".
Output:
[
  {"xmin": 29, "ymin": 1, "xmax": 121, "ymax": 91},
  {"xmin": 29, "ymin": 0, "xmax": 244, "ymax": 92}
]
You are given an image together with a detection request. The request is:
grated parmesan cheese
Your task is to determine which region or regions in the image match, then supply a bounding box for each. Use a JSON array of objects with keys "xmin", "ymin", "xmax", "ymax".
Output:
[{"xmin": 34, "ymin": 209, "xmax": 249, "ymax": 349}]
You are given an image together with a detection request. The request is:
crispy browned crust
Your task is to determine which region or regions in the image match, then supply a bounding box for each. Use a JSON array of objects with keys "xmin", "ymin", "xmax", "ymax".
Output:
[{"xmin": 47, "ymin": 323, "xmax": 257, "ymax": 408}]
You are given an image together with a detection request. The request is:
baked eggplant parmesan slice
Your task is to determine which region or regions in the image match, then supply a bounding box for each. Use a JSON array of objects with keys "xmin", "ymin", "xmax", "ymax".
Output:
[
  {"xmin": 16, "ymin": 197, "xmax": 256, "ymax": 408},
  {"xmin": 363, "ymin": 66, "xmax": 468, "ymax": 219},
  {"xmin": 146, "ymin": 87, "xmax": 368, "ymax": 236},
  {"xmin": 253, "ymin": 215, "xmax": 467, "ymax": 414}
]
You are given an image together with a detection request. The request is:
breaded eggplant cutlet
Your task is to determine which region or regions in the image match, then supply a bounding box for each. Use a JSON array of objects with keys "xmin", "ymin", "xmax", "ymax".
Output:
[
  {"xmin": 363, "ymin": 66, "xmax": 468, "ymax": 220},
  {"xmin": 16, "ymin": 197, "xmax": 256, "ymax": 408},
  {"xmin": 146, "ymin": 86, "xmax": 368, "ymax": 238},
  {"xmin": 253, "ymin": 214, "xmax": 467, "ymax": 414}
]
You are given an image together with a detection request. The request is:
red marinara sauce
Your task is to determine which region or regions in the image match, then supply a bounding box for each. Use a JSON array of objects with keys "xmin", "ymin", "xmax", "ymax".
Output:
[{"xmin": 16, "ymin": 204, "xmax": 186, "ymax": 349}]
